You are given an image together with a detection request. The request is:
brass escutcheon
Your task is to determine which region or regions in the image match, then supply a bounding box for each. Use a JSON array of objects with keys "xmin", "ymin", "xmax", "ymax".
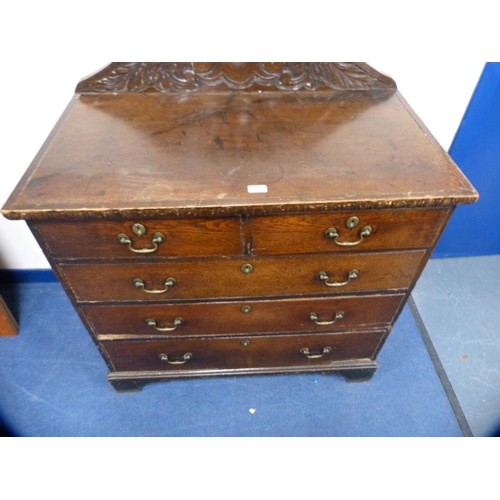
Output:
[
  {"xmin": 241, "ymin": 263, "xmax": 254, "ymax": 274},
  {"xmin": 131, "ymin": 223, "xmax": 147, "ymax": 236},
  {"xmin": 345, "ymin": 216, "xmax": 360, "ymax": 229}
]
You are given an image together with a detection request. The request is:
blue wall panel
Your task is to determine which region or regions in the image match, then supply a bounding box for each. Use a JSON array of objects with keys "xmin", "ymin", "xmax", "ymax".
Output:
[{"xmin": 433, "ymin": 63, "xmax": 500, "ymax": 258}]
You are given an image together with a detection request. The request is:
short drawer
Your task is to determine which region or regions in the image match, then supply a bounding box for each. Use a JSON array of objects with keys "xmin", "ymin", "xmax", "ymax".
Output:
[
  {"xmin": 251, "ymin": 208, "xmax": 450, "ymax": 254},
  {"xmin": 32, "ymin": 217, "xmax": 242, "ymax": 259},
  {"xmin": 83, "ymin": 293, "xmax": 404, "ymax": 339},
  {"xmin": 60, "ymin": 250, "xmax": 426, "ymax": 302},
  {"xmin": 102, "ymin": 330, "xmax": 386, "ymax": 372}
]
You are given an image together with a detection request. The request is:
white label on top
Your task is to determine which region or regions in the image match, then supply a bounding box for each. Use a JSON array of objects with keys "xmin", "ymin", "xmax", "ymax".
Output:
[{"xmin": 247, "ymin": 184, "xmax": 268, "ymax": 194}]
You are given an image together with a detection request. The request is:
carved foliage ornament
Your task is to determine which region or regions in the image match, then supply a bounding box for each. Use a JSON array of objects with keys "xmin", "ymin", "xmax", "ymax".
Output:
[{"xmin": 76, "ymin": 62, "xmax": 396, "ymax": 93}]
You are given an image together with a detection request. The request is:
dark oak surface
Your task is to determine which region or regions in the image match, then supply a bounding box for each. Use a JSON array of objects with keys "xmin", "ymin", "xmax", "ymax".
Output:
[
  {"xmin": 252, "ymin": 208, "xmax": 450, "ymax": 254},
  {"xmin": 31, "ymin": 207, "xmax": 448, "ymax": 260},
  {"xmin": 33, "ymin": 217, "xmax": 243, "ymax": 258},
  {"xmin": 83, "ymin": 293, "xmax": 404, "ymax": 338},
  {"xmin": 59, "ymin": 250, "xmax": 426, "ymax": 302},
  {"xmin": 2, "ymin": 90, "xmax": 476, "ymax": 220},
  {"xmin": 102, "ymin": 330, "xmax": 386, "ymax": 372}
]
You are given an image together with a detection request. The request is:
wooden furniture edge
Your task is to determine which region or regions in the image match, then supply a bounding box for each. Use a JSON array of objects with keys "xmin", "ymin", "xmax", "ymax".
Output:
[
  {"xmin": 0, "ymin": 296, "xmax": 19, "ymax": 336},
  {"xmin": 107, "ymin": 359, "xmax": 380, "ymax": 391},
  {"xmin": 1, "ymin": 196, "xmax": 478, "ymax": 221},
  {"xmin": 1, "ymin": 96, "xmax": 78, "ymax": 217},
  {"xmin": 395, "ymin": 90, "xmax": 479, "ymax": 200}
]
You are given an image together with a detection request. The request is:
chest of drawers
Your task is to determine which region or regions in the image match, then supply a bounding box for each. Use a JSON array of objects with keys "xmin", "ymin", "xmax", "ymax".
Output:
[{"xmin": 2, "ymin": 63, "xmax": 478, "ymax": 391}]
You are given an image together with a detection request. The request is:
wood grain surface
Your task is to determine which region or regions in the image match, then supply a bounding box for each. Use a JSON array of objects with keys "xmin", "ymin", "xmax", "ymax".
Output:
[
  {"xmin": 2, "ymin": 90, "xmax": 477, "ymax": 220},
  {"xmin": 60, "ymin": 250, "xmax": 426, "ymax": 302},
  {"xmin": 83, "ymin": 293, "xmax": 404, "ymax": 338},
  {"xmin": 102, "ymin": 330, "xmax": 386, "ymax": 372}
]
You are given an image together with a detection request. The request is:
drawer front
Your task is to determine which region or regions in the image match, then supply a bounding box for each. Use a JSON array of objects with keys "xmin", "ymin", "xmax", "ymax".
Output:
[
  {"xmin": 33, "ymin": 217, "xmax": 242, "ymax": 259},
  {"xmin": 252, "ymin": 208, "xmax": 450, "ymax": 254},
  {"xmin": 83, "ymin": 293, "xmax": 404, "ymax": 338},
  {"xmin": 103, "ymin": 330, "xmax": 386, "ymax": 372},
  {"xmin": 61, "ymin": 250, "xmax": 426, "ymax": 302}
]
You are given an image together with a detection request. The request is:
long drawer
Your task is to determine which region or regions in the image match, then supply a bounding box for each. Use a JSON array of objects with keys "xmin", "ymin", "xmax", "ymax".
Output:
[
  {"xmin": 252, "ymin": 208, "xmax": 450, "ymax": 254},
  {"xmin": 102, "ymin": 330, "xmax": 386, "ymax": 372},
  {"xmin": 83, "ymin": 293, "xmax": 404, "ymax": 338},
  {"xmin": 32, "ymin": 217, "xmax": 242, "ymax": 259},
  {"xmin": 60, "ymin": 250, "xmax": 426, "ymax": 302}
]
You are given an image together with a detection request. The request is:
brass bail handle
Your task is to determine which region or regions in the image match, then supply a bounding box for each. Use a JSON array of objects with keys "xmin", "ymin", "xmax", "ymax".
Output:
[
  {"xmin": 133, "ymin": 277, "xmax": 176, "ymax": 294},
  {"xmin": 300, "ymin": 347, "xmax": 332, "ymax": 359},
  {"xmin": 316, "ymin": 269, "xmax": 359, "ymax": 287},
  {"xmin": 118, "ymin": 223, "xmax": 166, "ymax": 254},
  {"xmin": 159, "ymin": 352, "xmax": 192, "ymax": 365},
  {"xmin": 309, "ymin": 311, "xmax": 344, "ymax": 325},
  {"xmin": 146, "ymin": 317, "xmax": 183, "ymax": 332},
  {"xmin": 324, "ymin": 216, "xmax": 372, "ymax": 247}
]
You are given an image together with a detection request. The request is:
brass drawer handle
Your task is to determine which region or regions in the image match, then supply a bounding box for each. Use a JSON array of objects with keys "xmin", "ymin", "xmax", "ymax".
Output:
[
  {"xmin": 118, "ymin": 231, "xmax": 166, "ymax": 253},
  {"xmin": 300, "ymin": 347, "xmax": 332, "ymax": 359},
  {"xmin": 159, "ymin": 352, "xmax": 192, "ymax": 365},
  {"xmin": 146, "ymin": 317, "xmax": 183, "ymax": 331},
  {"xmin": 316, "ymin": 269, "xmax": 359, "ymax": 287},
  {"xmin": 133, "ymin": 277, "xmax": 176, "ymax": 294},
  {"xmin": 309, "ymin": 311, "xmax": 344, "ymax": 325},
  {"xmin": 324, "ymin": 225, "xmax": 372, "ymax": 246}
]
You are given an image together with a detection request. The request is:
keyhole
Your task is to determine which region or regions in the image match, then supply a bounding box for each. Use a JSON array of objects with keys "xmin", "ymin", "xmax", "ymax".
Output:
[
  {"xmin": 132, "ymin": 223, "xmax": 147, "ymax": 236},
  {"xmin": 241, "ymin": 263, "xmax": 254, "ymax": 274},
  {"xmin": 346, "ymin": 216, "xmax": 360, "ymax": 229}
]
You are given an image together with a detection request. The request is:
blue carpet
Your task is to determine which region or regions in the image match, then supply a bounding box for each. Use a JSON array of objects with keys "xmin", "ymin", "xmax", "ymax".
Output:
[{"xmin": 0, "ymin": 282, "xmax": 462, "ymax": 436}]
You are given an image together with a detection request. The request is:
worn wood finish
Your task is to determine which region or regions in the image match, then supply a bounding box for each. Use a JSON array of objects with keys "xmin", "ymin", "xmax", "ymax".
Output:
[
  {"xmin": 33, "ymin": 217, "xmax": 242, "ymax": 259},
  {"xmin": 83, "ymin": 293, "xmax": 405, "ymax": 338},
  {"xmin": 102, "ymin": 330, "xmax": 386, "ymax": 372},
  {"xmin": 0, "ymin": 63, "xmax": 478, "ymax": 389},
  {"xmin": 31, "ymin": 208, "xmax": 448, "ymax": 259},
  {"xmin": 2, "ymin": 91, "xmax": 476, "ymax": 221},
  {"xmin": 59, "ymin": 250, "xmax": 426, "ymax": 302},
  {"xmin": 252, "ymin": 208, "xmax": 450, "ymax": 254}
]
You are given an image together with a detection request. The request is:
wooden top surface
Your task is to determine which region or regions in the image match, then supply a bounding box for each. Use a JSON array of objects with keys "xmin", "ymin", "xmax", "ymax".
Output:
[{"xmin": 3, "ymin": 86, "xmax": 477, "ymax": 220}]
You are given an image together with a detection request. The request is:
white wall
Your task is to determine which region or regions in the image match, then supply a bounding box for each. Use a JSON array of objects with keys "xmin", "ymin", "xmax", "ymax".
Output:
[
  {"xmin": 0, "ymin": 61, "xmax": 107, "ymax": 270},
  {"xmin": 0, "ymin": 61, "xmax": 485, "ymax": 270}
]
